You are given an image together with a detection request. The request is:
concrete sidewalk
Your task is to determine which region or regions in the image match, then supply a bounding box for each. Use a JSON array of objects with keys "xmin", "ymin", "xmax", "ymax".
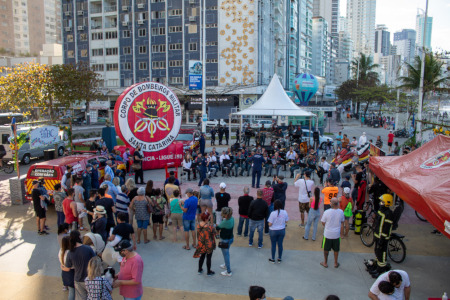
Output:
[{"xmin": 0, "ymin": 225, "xmax": 449, "ymax": 300}]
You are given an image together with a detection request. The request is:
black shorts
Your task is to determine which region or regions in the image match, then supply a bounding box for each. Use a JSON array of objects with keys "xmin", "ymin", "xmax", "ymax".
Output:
[
  {"xmin": 388, "ymin": 142, "xmax": 393, "ymax": 146},
  {"xmin": 152, "ymin": 214, "xmax": 164, "ymax": 224},
  {"xmin": 35, "ymin": 207, "xmax": 46, "ymax": 219},
  {"xmin": 322, "ymin": 237, "xmax": 340, "ymax": 252}
]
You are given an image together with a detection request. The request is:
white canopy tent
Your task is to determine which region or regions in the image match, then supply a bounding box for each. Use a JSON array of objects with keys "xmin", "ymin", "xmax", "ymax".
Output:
[
  {"xmin": 233, "ymin": 74, "xmax": 316, "ymax": 117},
  {"xmin": 230, "ymin": 74, "xmax": 317, "ymax": 144}
]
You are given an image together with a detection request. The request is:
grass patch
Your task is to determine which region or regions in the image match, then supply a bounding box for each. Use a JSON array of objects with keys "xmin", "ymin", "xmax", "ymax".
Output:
[{"xmin": 323, "ymin": 132, "xmax": 335, "ymax": 136}]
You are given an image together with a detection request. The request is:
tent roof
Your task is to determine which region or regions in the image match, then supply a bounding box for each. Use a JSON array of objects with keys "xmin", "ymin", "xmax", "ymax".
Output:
[
  {"xmin": 234, "ymin": 74, "xmax": 316, "ymax": 117},
  {"xmin": 369, "ymin": 135, "xmax": 450, "ymax": 238}
]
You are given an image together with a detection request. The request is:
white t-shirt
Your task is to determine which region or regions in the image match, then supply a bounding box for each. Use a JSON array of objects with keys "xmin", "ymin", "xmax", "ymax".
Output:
[
  {"xmin": 294, "ymin": 179, "xmax": 315, "ymax": 203},
  {"xmin": 321, "ymin": 208, "xmax": 344, "ymax": 239},
  {"xmin": 359, "ymin": 135, "xmax": 367, "ymax": 146},
  {"xmin": 268, "ymin": 210, "xmax": 289, "ymax": 230},
  {"xmin": 370, "ymin": 270, "xmax": 410, "ymax": 300}
]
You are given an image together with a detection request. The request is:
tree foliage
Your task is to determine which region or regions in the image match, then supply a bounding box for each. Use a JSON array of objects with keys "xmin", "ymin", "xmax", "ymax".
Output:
[
  {"xmin": 351, "ymin": 53, "xmax": 380, "ymax": 87},
  {"xmin": 0, "ymin": 62, "xmax": 101, "ymax": 121}
]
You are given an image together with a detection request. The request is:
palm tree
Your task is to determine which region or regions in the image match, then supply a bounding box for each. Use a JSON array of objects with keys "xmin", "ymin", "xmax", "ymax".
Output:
[
  {"xmin": 351, "ymin": 53, "xmax": 380, "ymax": 86},
  {"xmin": 350, "ymin": 53, "xmax": 380, "ymax": 114},
  {"xmin": 399, "ymin": 52, "xmax": 449, "ymax": 109}
]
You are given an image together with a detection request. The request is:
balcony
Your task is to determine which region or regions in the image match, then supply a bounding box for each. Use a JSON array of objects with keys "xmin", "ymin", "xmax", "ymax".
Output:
[
  {"xmin": 90, "ymin": 6, "xmax": 102, "ymax": 14},
  {"xmin": 104, "ymin": 5, "xmax": 117, "ymax": 13}
]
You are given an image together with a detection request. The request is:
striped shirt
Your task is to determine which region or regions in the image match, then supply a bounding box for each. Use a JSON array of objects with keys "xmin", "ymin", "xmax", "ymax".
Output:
[{"xmin": 115, "ymin": 192, "xmax": 130, "ymax": 214}]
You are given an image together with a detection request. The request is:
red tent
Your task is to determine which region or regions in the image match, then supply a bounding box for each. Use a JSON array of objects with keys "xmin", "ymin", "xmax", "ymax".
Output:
[{"xmin": 369, "ymin": 135, "xmax": 450, "ymax": 239}]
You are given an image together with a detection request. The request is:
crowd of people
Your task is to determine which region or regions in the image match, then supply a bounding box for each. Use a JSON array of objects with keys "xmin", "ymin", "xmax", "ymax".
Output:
[{"xmin": 28, "ymin": 123, "xmax": 423, "ymax": 300}]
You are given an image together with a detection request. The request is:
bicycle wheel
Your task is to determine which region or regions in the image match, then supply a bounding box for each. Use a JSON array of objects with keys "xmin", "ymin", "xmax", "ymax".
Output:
[
  {"xmin": 360, "ymin": 223, "xmax": 375, "ymax": 247},
  {"xmin": 3, "ymin": 163, "xmax": 14, "ymax": 174},
  {"xmin": 415, "ymin": 210, "xmax": 427, "ymax": 222},
  {"xmin": 388, "ymin": 237, "xmax": 406, "ymax": 263}
]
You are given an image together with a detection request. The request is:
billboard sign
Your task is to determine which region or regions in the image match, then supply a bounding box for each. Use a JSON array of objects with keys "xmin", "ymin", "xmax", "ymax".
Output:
[{"xmin": 188, "ymin": 60, "xmax": 203, "ymax": 90}]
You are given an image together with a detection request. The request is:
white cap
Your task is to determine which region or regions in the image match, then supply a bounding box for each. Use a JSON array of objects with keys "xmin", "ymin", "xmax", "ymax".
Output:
[
  {"xmin": 220, "ymin": 182, "xmax": 226, "ymax": 189},
  {"xmin": 362, "ymin": 132, "xmax": 366, "ymax": 136},
  {"xmin": 344, "ymin": 187, "xmax": 351, "ymax": 194}
]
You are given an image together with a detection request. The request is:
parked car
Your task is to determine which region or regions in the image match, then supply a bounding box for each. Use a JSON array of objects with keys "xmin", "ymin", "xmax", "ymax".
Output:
[
  {"xmin": 301, "ymin": 129, "xmax": 333, "ymax": 150},
  {"xmin": 24, "ymin": 154, "xmax": 122, "ymax": 201},
  {"xmin": 0, "ymin": 125, "xmax": 66, "ymax": 165},
  {"xmin": 175, "ymin": 128, "xmax": 201, "ymax": 152},
  {"xmin": 205, "ymin": 119, "xmax": 227, "ymax": 127},
  {"xmin": 251, "ymin": 120, "xmax": 273, "ymax": 129}
]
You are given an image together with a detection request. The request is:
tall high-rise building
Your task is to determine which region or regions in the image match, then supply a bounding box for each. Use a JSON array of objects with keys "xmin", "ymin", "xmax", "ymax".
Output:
[
  {"xmin": 287, "ymin": 0, "xmax": 301, "ymax": 90},
  {"xmin": 415, "ymin": 9, "xmax": 432, "ymax": 50},
  {"xmin": 313, "ymin": 0, "xmax": 339, "ymax": 38},
  {"xmin": 337, "ymin": 30, "xmax": 352, "ymax": 61},
  {"xmin": 374, "ymin": 24, "xmax": 390, "ymax": 56},
  {"xmin": 0, "ymin": 0, "xmax": 61, "ymax": 56},
  {"xmin": 299, "ymin": 0, "xmax": 313, "ymax": 73},
  {"xmin": 393, "ymin": 29, "xmax": 416, "ymax": 64},
  {"xmin": 311, "ymin": 16, "xmax": 329, "ymax": 78},
  {"xmin": 346, "ymin": 0, "xmax": 376, "ymax": 56}
]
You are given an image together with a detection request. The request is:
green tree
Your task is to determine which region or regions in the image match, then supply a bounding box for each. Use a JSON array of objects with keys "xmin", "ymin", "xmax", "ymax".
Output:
[
  {"xmin": 335, "ymin": 79, "xmax": 358, "ymax": 103},
  {"xmin": 399, "ymin": 52, "xmax": 449, "ymax": 110},
  {"xmin": 350, "ymin": 53, "xmax": 380, "ymax": 114},
  {"xmin": 352, "ymin": 85, "xmax": 395, "ymax": 117}
]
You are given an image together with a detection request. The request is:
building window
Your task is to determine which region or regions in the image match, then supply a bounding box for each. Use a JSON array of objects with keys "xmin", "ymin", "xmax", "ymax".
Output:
[
  {"xmin": 206, "ymin": 76, "xmax": 218, "ymax": 81},
  {"xmin": 208, "ymin": 6, "xmax": 218, "ymax": 10},
  {"xmin": 108, "ymin": 79, "xmax": 119, "ymax": 87},
  {"xmin": 139, "ymin": 45, "xmax": 147, "ymax": 54},
  {"xmin": 151, "ymin": 11, "xmax": 165, "ymax": 19},
  {"xmin": 169, "ymin": 43, "xmax": 182, "ymax": 50},
  {"xmin": 124, "ymin": 78, "xmax": 132, "ymax": 86},
  {"xmin": 170, "ymin": 77, "xmax": 182, "ymax": 84},
  {"xmin": 92, "ymin": 64, "xmax": 104, "ymax": 71},
  {"xmin": 205, "ymin": 23, "xmax": 217, "ymax": 28},
  {"xmin": 92, "ymin": 32, "xmax": 103, "ymax": 40},
  {"xmin": 206, "ymin": 59, "xmax": 217, "ymax": 63},
  {"xmin": 105, "ymin": 31, "xmax": 117, "ymax": 39},
  {"xmin": 106, "ymin": 48, "xmax": 118, "ymax": 55},
  {"xmin": 206, "ymin": 41, "xmax": 217, "ymax": 46},
  {"xmin": 152, "ymin": 27, "xmax": 165, "ymax": 36},
  {"xmin": 151, "ymin": 0, "xmax": 165, "ymax": 2},
  {"xmin": 169, "ymin": 60, "xmax": 183, "ymax": 67},
  {"xmin": 106, "ymin": 63, "xmax": 118, "ymax": 71},
  {"xmin": 138, "ymin": 28, "xmax": 146, "ymax": 37},
  {"xmin": 189, "ymin": 43, "xmax": 197, "ymax": 51},
  {"xmin": 123, "ymin": 30, "xmax": 131, "ymax": 38},
  {"xmin": 139, "ymin": 62, "xmax": 147, "ymax": 70},
  {"xmin": 152, "ymin": 61, "xmax": 166, "ymax": 69},
  {"xmin": 67, "ymin": 50, "xmax": 74, "ymax": 58},
  {"xmin": 81, "ymin": 49, "xmax": 88, "ymax": 57},
  {"xmin": 67, "ymin": 34, "xmax": 74, "ymax": 42},
  {"xmin": 169, "ymin": 26, "xmax": 182, "ymax": 33},
  {"xmin": 92, "ymin": 48, "xmax": 103, "ymax": 56},
  {"xmin": 123, "ymin": 62, "xmax": 131, "ymax": 70},
  {"xmin": 168, "ymin": 9, "xmax": 182, "ymax": 16},
  {"xmin": 123, "ymin": 46, "xmax": 131, "ymax": 54},
  {"xmin": 152, "ymin": 44, "xmax": 166, "ymax": 53},
  {"xmin": 80, "ymin": 33, "xmax": 88, "ymax": 41}
]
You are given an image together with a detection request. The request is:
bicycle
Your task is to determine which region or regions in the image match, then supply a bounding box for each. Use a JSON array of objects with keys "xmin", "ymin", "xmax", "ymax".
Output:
[
  {"xmin": 415, "ymin": 210, "xmax": 427, "ymax": 222},
  {"xmin": 0, "ymin": 160, "xmax": 14, "ymax": 174},
  {"xmin": 362, "ymin": 196, "xmax": 377, "ymax": 224},
  {"xmin": 360, "ymin": 224, "xmax": 406, "ymax": 263}
]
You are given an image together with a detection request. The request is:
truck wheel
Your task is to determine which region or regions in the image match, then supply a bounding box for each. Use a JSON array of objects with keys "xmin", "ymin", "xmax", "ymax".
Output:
[
  {"xmin": 320, "ymin": 142, "xmax": 326, "ymax": 150},
  {"xmin": 58, "ymin": 146, "xmax": 65, "ymax": 156},
  {"xmin": 22, "ymin": 154, "xmax": 31, "ymax": 165}
]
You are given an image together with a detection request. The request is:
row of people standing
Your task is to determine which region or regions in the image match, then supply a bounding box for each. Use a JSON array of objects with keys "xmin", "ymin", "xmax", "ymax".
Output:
[{"xmin": 210, "ymin": 125, "xmax": 230, "ymax": 146}]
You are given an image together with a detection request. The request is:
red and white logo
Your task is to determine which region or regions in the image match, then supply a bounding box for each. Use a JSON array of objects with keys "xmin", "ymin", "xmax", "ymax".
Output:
[
  {"xmin": 420, "ymin": 149, "xmax": 450, "ymax": 169},
  {"xmin": 114, "ymin": 82, "xmax": 182, "ymax": 152}
]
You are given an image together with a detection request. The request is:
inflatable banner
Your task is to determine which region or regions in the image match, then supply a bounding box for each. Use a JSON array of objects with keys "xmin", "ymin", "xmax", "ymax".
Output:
[{"xmin": 114, "ymin": 82, "xmax": 184, "ymax": 170}]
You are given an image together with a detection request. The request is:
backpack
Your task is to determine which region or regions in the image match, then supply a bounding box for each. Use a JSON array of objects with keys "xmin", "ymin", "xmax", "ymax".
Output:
[{"xmin": 344, "ymin": 201, "xmax": 353, "ymax": 217}]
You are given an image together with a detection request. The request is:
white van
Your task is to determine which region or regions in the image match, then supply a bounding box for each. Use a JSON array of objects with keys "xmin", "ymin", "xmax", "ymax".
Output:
[{"xmin": 0, "ymin": 125, "xmax": 66, "ymax": 164}]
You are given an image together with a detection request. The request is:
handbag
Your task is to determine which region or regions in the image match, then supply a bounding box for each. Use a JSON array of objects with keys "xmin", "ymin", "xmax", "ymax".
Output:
[
  {"xmin": 218, "ymin": 241, "xmax": 229, "ymax": 249},
  {"xmin": 131, "ymin": 162, "xmax": 141, "ymax": 170}
]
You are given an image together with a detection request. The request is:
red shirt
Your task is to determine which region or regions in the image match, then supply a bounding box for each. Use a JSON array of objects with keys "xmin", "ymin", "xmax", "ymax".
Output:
[
  {"xmin": 119, "ymin": 253, "xmax": 144, "ymax": 298},
  {"xmin": 388, "ymin": 133, "xmax": 394, "ymax": 143},
  {"xmin": 262, "ymin": 187, "xmax": 274, "ymax": 206},
  {"xmin": 62, "ymin": 198, "xmax": 77, "ymax": 224}
]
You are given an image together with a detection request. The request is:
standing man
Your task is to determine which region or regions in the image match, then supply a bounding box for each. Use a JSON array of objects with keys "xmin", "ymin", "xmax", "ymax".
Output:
[
  {"xmin": 224, "ymin": 125, "xmax": 229, "ymax": 145},
  {"xmin": 250, "ymin": 149, "xmax": 266, "ymax": 189},
  {"xmin": 248, "ymin": 189, "xmax": 269, "ymax": 249},
  {"xmin": 123, "ymin": 148, "xmax": 131, "ymax": 174},
  {"xmin": 342, "ymin": 134, "xmax": 350, "ymax": 149},
  {"xmin": 335, "ymin": 132, "xmax": 343, "ymax": 152},
  {"xmin": 387, "ymin": 130, "xmax": 394, "ymax": 153},
  {"xmin": 63, "ymin": 188, "xmax": 78, "ymax": 230},
  {"xmin": 375, "ymin": 136, "xmax": 383, "ymax": 149},
  {"xmin": 237, "ymin": 187, "xmax": 253, "ymax": 237},
  {"xmin": 199, "ymin": 133, "xmax": 206, "ymax": 155},
  {"xmin": 359, "ymin": 132, "xmax": 367, "ymax": 147},
  {"xmin": 73, "ymin": 177, "xmax": 86, "ymax": 230},
  {"xmin": 116, "ymin": 185, "xmax": 131, "ymax": 223},
  {"xmin": 368, "ymin": 270, "xmax": 411, "ymax": 300},
  {"xmin": 272, "ymin": 175, "xmax": 288, "ymax": 209},
  {"xmin": 321, "ymin": 179, "xmax": 339, "ymax": 211},
  {"xmin": 218, "ymin": 125, "xmax": 224, "ymax": 145},
  {"xmin": 294, "ymin": 171, "xmax": 314, "ymax": 227},
  {"xmin": 91, "ymin": 162, "xmax": 100, "ymax": 189},
  {"xmin": 210, "ymin": 127, "xmax": 216, "ymax": 146},
  {"xmin": 82, "ymin": 164, "xmax": 92, "ymax": 201},
  {"xmin": 180, "ymin": 188, "xmax": 198, "ymax": 250},
  {"xmin": 328, "ymin": 163, "xmax": 341, "ymax": 186},
  {"xmin": 113, "ymin": 239, "xmax": 144, "ymax": 300},
  {"xmin": 197, "ymin": 153, "xmax": 207, "ymax": 187},
  {"xmin": 320, "ymin": 198, "xmax": 344, "ymax": 268},
  {"xmin": 105, "ymin": 160, "xmax": 115, "ymax": 180},
  {"xmin": 32, "ymin": 180, "xmax": 47, "ymax": 235}
]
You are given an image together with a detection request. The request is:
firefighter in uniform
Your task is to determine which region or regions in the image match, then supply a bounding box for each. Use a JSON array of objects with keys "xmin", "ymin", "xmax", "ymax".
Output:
[{"xmin": 366, "ymin": 194, "xmax": 394, "ymax": 278}]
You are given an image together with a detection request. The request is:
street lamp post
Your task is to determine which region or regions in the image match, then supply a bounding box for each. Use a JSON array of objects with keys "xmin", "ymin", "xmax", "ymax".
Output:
[
  {"xmin": 201, "ymin": 0, "xmax": 207, "ymax": 133},
  {"xmin": 417, "ymin": 0, "xmax": 429, "ymax": 143}
]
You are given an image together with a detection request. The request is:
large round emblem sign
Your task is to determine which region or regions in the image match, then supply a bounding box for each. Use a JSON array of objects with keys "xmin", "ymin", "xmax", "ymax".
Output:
[{"xmin": 114, "ymin": 82, "xmax": 182, "ymax": 152}]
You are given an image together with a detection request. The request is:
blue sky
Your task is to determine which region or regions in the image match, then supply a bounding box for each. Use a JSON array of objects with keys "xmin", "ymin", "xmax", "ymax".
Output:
[{"xmin": 340, "ymin": 0, "xmax": 450, "ymax": 52}]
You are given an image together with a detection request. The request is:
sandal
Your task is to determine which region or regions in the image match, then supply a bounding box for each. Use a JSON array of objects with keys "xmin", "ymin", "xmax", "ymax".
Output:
[
  {"xmin": 159, "ymin": 236, "xmax": 166, "ymax": 240},
  {"xmin": 335, "ymin": 263, "xmax": 340, "ymax": 268},
  {"xmin": 320, "ymin": 262, "xmax": 328, "ymax": 268},
  {"xmin": 182, "ymin": 245, "xmax": 191, "ymax": 250},
  {"xmin": 144, "ymin": 240, "xmax": 150, "ymax": 244}
]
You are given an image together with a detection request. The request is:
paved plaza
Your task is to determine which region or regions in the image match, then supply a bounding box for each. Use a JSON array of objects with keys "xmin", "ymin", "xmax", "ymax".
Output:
[{"xmin": 0, "ymin": 118, "xmax": 449, "ymax": 300}]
